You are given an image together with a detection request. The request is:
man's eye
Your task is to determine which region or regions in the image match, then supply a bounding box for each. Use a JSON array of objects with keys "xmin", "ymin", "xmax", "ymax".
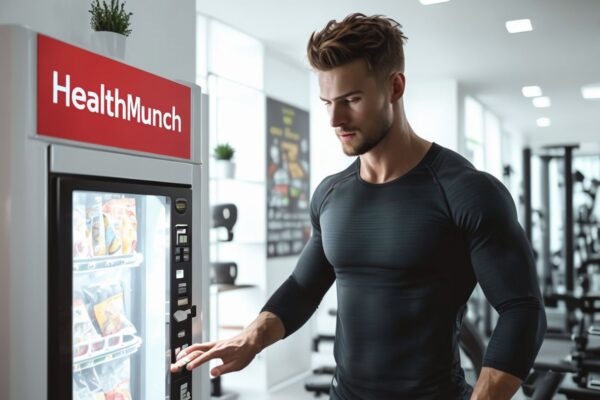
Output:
[{"xmin": 347, "ymin": 97, "xmax": 360, "ymax": 103}]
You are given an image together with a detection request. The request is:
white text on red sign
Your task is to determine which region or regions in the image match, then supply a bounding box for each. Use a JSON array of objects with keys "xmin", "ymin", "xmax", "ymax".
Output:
[{"xmin": 52, "ymin": 71, "xmax": 182, "ymax": 133}]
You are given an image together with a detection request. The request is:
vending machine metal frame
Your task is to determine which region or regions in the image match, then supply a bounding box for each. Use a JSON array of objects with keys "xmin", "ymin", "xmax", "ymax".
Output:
[{"xmin": 0, "ymin": 25, "xmax": 211, "ymax": 400}]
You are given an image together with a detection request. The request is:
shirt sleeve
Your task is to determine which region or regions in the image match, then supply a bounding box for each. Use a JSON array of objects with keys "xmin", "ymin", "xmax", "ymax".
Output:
[
  {"xmin": 448, "ymin": 171, "xmax": 546, "ymax": 380},
  {"xmin": 261, "ymin": 182, "xmax": 336, "ymax": 338}
]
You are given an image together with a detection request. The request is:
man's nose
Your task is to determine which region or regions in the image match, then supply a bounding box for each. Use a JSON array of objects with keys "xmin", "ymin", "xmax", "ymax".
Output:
[{"xmin": 329, "ymin": 103, "xmax": 347, "ymax": 128}]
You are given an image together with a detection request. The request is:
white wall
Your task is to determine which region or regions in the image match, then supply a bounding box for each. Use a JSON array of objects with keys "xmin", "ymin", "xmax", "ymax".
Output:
[
  {"xmin": 0, "ymin": 0, "xmax": 196, "ymax": 82},
  {"xmin": 405, "ymin": 79, "xmax": 460, "ymax": 151},
  {"xmin": 264, "ymin": 48, "xmax": 310, "ymax": 110}
]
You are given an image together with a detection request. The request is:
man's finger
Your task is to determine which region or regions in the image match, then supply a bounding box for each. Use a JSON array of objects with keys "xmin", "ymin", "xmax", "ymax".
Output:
[
  {"xmin": 177, "ymin": 342, "xmax": 216, "ymax": 360},
  {"xmin": 171, "ymin": 350, "xmax": 204, "ymax": 373},
  {"xmin": 211, "ymin": 361, "xmax": 238, "ymax": 377},
  {"xmin": 186, "ymin": 348, "xmax": 224, "ymax": 371},
  {"xmin": 170, "ymin": 363, "xmax": 184, "ymax": 373}
]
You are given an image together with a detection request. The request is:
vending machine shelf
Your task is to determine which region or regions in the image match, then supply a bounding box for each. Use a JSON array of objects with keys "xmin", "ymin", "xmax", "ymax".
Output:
[
  {"xmin": 73, "ymin": 333, "xmax": 142, "ymax": 372},
  {"xmin": 73, "ymin": 252, "xmax": 144, "ymax": 273}
]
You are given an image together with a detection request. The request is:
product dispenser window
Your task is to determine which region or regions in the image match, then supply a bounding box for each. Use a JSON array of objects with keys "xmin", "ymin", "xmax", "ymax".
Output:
[{"xmin": 71, "ymin": 190, "xmax": 171, "ymax": 400}]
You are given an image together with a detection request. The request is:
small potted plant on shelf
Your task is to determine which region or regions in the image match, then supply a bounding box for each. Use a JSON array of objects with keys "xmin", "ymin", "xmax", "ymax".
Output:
[
  {"xmin": 213, "ymin": 143, "xmax": 236, "ymax": 179},
  {"xmin": 89, "ymin": 0, "xmax": 133, "ymax": 59}
]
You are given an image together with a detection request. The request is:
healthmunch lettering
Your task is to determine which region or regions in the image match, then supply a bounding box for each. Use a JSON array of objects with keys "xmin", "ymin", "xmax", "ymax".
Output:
[{"xmin": 52, "ymin": 70, "xmax": 182, "ymax": 133}]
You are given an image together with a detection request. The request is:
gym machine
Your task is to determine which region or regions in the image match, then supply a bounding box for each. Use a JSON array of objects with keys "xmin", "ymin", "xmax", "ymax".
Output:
[
  {"xmin": 522, "ymin": 144, "xmax": 600, "ymax": 397},
  {"xmin": 524, "ymin": 145, "xmax": 600, "ymax": 330}
]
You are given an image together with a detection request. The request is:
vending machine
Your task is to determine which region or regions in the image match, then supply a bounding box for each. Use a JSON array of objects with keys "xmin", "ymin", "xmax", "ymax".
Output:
[{"xmin": 0, "ymin": 25, "xmax": 210, "ymax": 400}]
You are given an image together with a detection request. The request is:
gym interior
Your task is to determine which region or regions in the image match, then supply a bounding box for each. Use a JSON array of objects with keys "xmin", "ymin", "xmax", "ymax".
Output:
[{"xmin": 2, "ymin": 1, "xmax": 600, "ymax": 399}]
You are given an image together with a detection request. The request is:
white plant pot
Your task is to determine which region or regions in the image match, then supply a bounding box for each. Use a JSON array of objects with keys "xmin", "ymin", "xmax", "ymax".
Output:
[
  {"xmin": 215, "ymin": 160, "xmax": 235, "ymax": 179},
  {"xmin": 90, "ymin": 31, "xmax": 126, "ymax": 60}
]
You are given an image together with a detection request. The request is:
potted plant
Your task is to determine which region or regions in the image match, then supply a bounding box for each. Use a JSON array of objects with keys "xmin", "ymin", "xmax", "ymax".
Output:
[
  {"xmin": 213, "ymin": 143, "xmax": 236, "ymax": 179},
  {"xmin": 89, "ymin": 0, "xmax": 133, "ymax": 59}
]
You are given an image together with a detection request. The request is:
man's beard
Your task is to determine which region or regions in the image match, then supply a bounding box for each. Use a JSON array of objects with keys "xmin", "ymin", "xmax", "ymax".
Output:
[{"xmin": 341, "ymin": 121, "xmax": 392, "ymax": 156}]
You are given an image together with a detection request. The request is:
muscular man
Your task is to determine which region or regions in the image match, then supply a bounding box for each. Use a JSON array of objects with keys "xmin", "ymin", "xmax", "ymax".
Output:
[{"xmin": 172, "ymin": 13, "xmax": 546, "ymax": 399}]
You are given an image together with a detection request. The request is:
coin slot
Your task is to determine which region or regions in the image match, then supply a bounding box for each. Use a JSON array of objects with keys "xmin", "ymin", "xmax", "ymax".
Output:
[{"xmin": 177, "ymin": 297, "xmax": 189, "ymax": 306}]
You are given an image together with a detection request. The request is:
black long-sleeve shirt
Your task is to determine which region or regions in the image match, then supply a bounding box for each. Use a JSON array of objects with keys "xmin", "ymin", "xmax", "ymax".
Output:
[{"xmin": 262, "ymin": 142, "xmax": 546, "ymax": 399}]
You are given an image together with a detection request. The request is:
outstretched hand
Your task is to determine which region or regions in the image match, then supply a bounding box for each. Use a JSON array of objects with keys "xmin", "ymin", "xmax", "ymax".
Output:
[{"xmin": 170, "ymin": 334, "xmax": 261, "ymax": 377}]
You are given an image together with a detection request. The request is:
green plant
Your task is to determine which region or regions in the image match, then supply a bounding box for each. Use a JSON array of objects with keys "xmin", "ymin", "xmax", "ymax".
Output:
[
  {"xmin": 213, "ymin": 143, "xmax": 235, "ymax": 161},
  {"xmin": 89, "ymin": 0, "xmax": 133, "ymax": 37}
]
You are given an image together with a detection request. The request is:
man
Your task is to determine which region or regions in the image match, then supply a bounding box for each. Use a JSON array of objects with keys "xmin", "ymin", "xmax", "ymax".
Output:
[{"xmin": 172, "ymin": 13, "xmax": 546, "ymax": 399}]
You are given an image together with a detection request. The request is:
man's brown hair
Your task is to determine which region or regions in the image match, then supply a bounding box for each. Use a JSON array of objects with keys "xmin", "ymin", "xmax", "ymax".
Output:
[{"xmin": 307, "ymin": 13, "xmax": 408, "ymax": 77}]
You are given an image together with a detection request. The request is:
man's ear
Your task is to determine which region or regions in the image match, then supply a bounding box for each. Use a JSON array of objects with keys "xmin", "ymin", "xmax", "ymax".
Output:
[{"xmin": 389, "ymin": 72, "xmax": 405, "ymax": 103}]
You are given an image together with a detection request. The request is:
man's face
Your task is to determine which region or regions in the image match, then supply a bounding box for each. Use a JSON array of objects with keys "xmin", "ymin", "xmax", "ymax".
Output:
[{"xmin": 318, "ymin": 60, "xmax": 393, "ymax": 156}]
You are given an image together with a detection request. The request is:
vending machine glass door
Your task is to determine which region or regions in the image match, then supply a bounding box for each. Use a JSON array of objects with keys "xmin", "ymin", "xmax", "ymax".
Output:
[
  {"xmin": 71, "ymin": 190, "xmax": 170, "ymax": 400},
  {"xmin": 49, "ymin": 176, "xmax": 195, "ymax": 400}
]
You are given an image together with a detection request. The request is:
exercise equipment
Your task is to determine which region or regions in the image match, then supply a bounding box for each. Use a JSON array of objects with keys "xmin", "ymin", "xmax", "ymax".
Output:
[
  {"xmin": 523, "ymin": 145, "xmax": 600, "ymax": 336},
  {"xmin": 212, "ymin": 203, "xmax": 238, "ymax": 242}
]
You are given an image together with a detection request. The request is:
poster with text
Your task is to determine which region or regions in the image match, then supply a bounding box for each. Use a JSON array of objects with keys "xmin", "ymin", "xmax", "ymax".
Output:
[{"xmin": 266, "ymin": 98, "xmax": 310, "ymax": 258}]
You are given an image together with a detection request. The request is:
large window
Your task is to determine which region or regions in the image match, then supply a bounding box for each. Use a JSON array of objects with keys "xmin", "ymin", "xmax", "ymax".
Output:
[
  {"xmin": 197, "ymin": 14, "xmax": 268, "ymax": 347},
  {"xmin": 464, "ymin": 96, "xmax": 485, "ymax": 170},
  {"xmin": 464, "ymin": 96, "xmax": 503, "ymax": 179},
  {"xmin": 208, "ymin": 20, "xmax": 263, "ymax": 90},
  {"xmin": 196, "ymin": 15, "xmax": 208, "ymax": 89},
  {"xmin": 484, "ymin": 111, "xmax": 502, "ymax": 179},
  {"xmin": 207, "ymin": 75, "xmax": 265, "ymax": 183}
]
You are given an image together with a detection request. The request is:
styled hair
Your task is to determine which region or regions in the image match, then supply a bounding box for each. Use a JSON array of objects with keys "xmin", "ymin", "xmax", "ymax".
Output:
[{"xmin": 307, "ymin": 13, "xmax": 408, "ymax": 77}]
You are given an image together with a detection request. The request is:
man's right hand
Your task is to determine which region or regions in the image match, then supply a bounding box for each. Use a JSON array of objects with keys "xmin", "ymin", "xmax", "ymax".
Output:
[
  {"xmin": 170, "ymin": 331, "xmax": 262, "ymax": 377},
  {"xmin": 169, "ymin": 311, "xmax": 285, "ymax": 377}
]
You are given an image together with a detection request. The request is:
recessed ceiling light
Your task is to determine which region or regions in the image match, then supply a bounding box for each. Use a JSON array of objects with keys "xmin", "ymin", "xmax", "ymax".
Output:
[
  {"xmin": 536, "ymin": 117, "xmax": 551, "ymax": 127},
  {"xmin": 506, "ymin": 19, "xmax": 533, "ymax": 33},
  {"xmin": 522, "ymin": 86, "xmax": 542, "ymax": 97},
  {"xmin": 533, "ymin": 97, "xmax": 551, "ymax": 108},
  {"xmin": 419, "ymin": 0, "xmax": 450, "ymax": 5},
  {"xmin": 582, "ymin": 84, "xmax": 600, "ymax": 99}
]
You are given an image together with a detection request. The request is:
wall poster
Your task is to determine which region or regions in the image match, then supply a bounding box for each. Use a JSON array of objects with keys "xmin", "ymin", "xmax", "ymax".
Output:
[{"xmin": 266, "ymin": 98, "xmax": 310, "ymax": 258}]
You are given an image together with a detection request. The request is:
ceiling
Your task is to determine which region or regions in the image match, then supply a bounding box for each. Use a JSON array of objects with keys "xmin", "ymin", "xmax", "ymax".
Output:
[{"xmin": 200, "ymin": 0, "xmax": 600, "ymax": 147}]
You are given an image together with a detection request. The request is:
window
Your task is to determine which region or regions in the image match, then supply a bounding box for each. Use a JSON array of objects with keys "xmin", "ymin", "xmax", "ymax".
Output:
[
  {"xmin": 484, "ymin": 111, "xmax": 502, "ymax": 179},
  {"xmin": 464, "ymin": 96, "xmax": 484, "ymax": 170},
  {"xmin": 195, "ymin": 15, "xmax": 208, "ymax": 89},
  {"xmin": 208, "ymin": 20, "xmax": 263, "ymax": 90}
]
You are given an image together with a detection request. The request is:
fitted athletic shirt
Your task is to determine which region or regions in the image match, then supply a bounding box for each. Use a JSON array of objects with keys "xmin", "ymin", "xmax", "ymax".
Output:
[{"xmin": 262, "ymin": 143, "xmax": 546, "ymax": 400}]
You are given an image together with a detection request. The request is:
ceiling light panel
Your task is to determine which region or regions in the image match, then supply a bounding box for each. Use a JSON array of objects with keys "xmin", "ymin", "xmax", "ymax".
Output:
[
  {"xmin": 582, "ymin": 84, "xmax": 600, "ymax": 99},
  {"xmin": 533, "ymin": 97, "xmax": 551, "ymax": 108},
  {"xmin": 419, "ymin": 0, "xmax": 450, "ymax": 5},
  {"xmin": 506, "ymin": 19, "xmax": 533, "ymax": 33},
  {"xmin": 536, "ymin": 117, "xmax": 551, "ymax": 127},
  {"xmin": 522, "ymin": 86, "xmax": 542, "ymax": 97}
]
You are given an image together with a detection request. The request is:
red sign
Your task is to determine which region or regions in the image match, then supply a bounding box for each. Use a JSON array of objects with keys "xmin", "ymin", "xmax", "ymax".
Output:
[{"xmin": 37, "ymin": 34, "xmax": 191, "ymax": 159}]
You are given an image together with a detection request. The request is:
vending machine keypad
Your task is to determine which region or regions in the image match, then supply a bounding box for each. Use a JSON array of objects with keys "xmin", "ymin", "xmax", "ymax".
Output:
[
  {"xmin": 175, "ymin": 226, "xmax": 191, "ymax": 263},
  {"xmin": 171, "ymin": 222, "xmax": 194, "ymax": 400}
]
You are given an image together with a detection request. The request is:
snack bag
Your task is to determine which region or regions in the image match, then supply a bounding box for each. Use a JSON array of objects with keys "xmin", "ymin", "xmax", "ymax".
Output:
[
  {"xmin": 105, "ymin": 381, "xmax": 132, "ymax": 400},
  {"xmin": 98, "ymin": 359, "xmax": 132, "ymax": 400},
  {"xmin": 87, "ymin": 196, "xmax": 107, "ymax": 257},
  {"xmin": 87, "ymin": 282, "xmax": 136, "ymax": 336},
  {"xmin": 103, "ymin": 198, "xmax": 137, "ymax": 255},
  {"xmin": 73, "ymin": 291, "xmax": 102, "ymax": 357},
  {"xmin": 103, "ymin": 213, "xmax": 122, "ymax": 256},
  {"xmin": 73, "ymin": 205, "xmax": 93, "ymax": 259},
  {"xmin": 73, "ymin": 368, "xmax": 106, "ymax": 400},
  {"xmin": 122, "ymin": 198, "xmax": 137, "ymax": 254}
]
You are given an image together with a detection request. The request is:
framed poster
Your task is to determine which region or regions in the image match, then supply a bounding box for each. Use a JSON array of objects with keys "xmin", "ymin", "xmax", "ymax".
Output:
[{"xmin": 266, "ymin": 98, "xmax": 310, "ymax": 258}]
